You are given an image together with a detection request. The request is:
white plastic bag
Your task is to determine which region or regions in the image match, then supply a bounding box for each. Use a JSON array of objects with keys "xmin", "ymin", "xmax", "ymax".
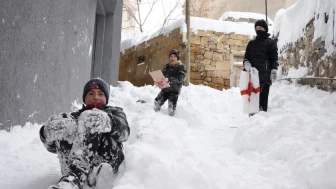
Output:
[{"xmin": 239, "ymin": 67, "xmax": 260, "ymax": 114}]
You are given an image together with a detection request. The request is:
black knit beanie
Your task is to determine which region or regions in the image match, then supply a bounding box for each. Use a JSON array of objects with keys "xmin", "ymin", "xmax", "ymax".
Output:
[
  {"xmin": 254, "ymin": 19, "xmax": 268, "ymax": 32},
  {"xmin": 169, "ymin": 49, "xmax": 180, "ymax": 60},
  {"xmin": 82, "ymin": 78, "xmax": 110, "ymax": 104}
]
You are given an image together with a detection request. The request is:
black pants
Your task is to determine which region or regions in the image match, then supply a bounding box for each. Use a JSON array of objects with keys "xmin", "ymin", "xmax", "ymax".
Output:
[
  {"xmin": 54, "ymin": 129, "xmax": 124, "ymax": 188},
  {"xmin": 154, "ymin": 91, "xmax": 180, "ymax": 116},
  {"xmin": 259, "ymin": 83, "xmax": 270, "ymax": 112}
]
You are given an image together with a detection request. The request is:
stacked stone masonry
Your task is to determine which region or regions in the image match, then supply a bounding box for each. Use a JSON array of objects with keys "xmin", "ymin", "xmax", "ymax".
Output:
[
  {"xmin": 278, "ymin": 18, "xmax": 336, "ymax": 92},
  {"xmin": 119, "ymin": 28, "xmax": 249, "ymax": 90}
]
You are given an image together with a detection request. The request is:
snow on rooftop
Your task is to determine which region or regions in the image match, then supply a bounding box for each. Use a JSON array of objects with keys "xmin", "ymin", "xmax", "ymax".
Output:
[
  {"xmin": 120, "ymin": 17, "xmax": 185, "ymax": 53},
  {"xmin": 120, "ymin": 16, "xmax": 268, "ymax": 53},
  {"xmin": 189, "ymin": 17, "xmax": 263, "ymax": 36},
  {"xmin": 274, "ymin": 0, "xmax": 336, "ymax": 55},
  {"xmin": 219, "ymin": 11, "xmax": 274, "ymax": 25}
]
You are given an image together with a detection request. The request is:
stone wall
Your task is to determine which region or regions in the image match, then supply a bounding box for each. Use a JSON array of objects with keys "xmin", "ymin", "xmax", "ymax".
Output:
[
  {"xmin": 189, "ymin": 30, "xmax": 249, "ymax": 89},
  {"xmin": 278, "ymin": 19, "xmax": 336, "ymax": 92},
  {"xmin": 119, "ymin": 28, "xmax": 250, "ymax": 90}
]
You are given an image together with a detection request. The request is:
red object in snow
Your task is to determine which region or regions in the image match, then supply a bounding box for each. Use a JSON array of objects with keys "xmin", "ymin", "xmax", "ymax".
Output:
[{"xmin": 240, "ymin": 75, "xmax": 260, "ymax": 102}]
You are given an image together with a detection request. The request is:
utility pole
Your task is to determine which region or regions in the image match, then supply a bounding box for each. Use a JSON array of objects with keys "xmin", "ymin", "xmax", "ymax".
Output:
[
  {"xmin": 265, "ymin": 0, "xmax": 268, "ymax": 23},
  {"xmin": 184, "ymin": 0, "xmax": 190, "ymax": 86}
]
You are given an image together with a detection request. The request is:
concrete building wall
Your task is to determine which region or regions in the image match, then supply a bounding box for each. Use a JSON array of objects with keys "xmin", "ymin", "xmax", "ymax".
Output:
[
  {"xmin": 0, "ymin": 0, "xmax": 124, "ymax": 129},
  {"xmin": 92, "ymin": 0, "xmax": 123, "ymax": 87},
  {"xmin": 0, "ymin": 0, "xmax": 97, "ymax": 129}
]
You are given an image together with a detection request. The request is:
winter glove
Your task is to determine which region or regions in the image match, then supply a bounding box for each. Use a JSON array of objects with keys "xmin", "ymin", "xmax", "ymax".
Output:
[
  {"xmin": 155, "ymin": 78, "xmax": 169, "ymax": 89},
  {"xmin": 244, "ymin": 60, "xmax": 252, "ymax": 72},
  {"xmin": 270, "ymin": 69, "xmax": 277, "ymax": 83},
  {"xmin": 43, "ymin": 113, "xmax": 77, "ymax": 142},
  {"xmin": 79, "ymin": 109, "xmax": 112, "ymax": 134}
]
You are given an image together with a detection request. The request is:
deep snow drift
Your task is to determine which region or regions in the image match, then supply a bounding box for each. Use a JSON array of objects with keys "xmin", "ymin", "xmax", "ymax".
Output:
[{"xmin": 1, "ymin": 81, "xmax": 336, "ymax": 189}]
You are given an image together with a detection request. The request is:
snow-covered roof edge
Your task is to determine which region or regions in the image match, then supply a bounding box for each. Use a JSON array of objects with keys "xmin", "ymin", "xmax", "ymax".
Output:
[
  {"xmin": 120, "ymin": 16, "xmax": 267, "ymax": 53},
  {"xmin": 219, "ymin": 11, "xmax": 274, "ymax": 25}
]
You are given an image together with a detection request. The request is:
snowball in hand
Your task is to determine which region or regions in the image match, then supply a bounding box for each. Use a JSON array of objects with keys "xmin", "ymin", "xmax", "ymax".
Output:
[
  {"xmin": 44, "ymin": 114, "xmax": 77, "ymax": 142},
  {"xmin": 78, "ymin": 109, "xmax": 112, "ymax": 134}
]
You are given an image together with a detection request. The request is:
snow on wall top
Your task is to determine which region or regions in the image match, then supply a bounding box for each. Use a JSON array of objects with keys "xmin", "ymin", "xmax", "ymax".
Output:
[
  {"xmin": 120, "ymin": 16, "xmax": 269, "ymax": 53},
  {"xmin": 219, "ymin": 11, "xmax": 274, "ymax": 25},
  {"xmin": 274, "ymin": 0, "xmax": 336, "ymax": 55}
]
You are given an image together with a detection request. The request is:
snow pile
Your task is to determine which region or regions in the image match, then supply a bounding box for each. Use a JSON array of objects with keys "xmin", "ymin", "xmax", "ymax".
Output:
[
  {"xmin": 219, "ymin": 11, "xmax": 274, "ymax": 25},
  {"xmin": 287, "ymin": 66, "xmax": 309, "ymax": 78},
  {"xmin": 233, "ymin": 82, "xmax": 336, "ymax": 189},
  {"xmin": 1, "ymin": 82, "xmax": 336, "ymax": 189},
  {"xmin": 274, "ymin": 0, "xmax": 336, "ymax": 55}
]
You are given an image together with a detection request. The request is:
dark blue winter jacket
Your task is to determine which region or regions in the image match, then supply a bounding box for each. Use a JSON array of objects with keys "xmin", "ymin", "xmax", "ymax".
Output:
[
  {"xmin": 162, "ymin": 60, "xmax": 187, "ymax": 93},
  {"xmin": 39, "ymin": 105, "xmax": 130, "ymax": 174},
  {"xmin": 244, "ymin": 33, "xmax": 279, "ymax": 84}
]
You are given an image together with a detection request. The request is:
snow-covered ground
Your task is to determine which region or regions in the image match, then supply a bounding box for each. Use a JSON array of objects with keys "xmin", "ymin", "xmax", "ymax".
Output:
[{"xmin": 1, "ymin": 81, "xmax": 336, "ymax": 189}]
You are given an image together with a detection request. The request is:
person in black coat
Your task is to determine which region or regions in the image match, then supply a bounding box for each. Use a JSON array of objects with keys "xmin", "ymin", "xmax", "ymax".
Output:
[
  {"xmin": 154, "ymin": 49, "xmax": 187, "ymax": 116},
  {"xmin": 243, "ymin": 19, "xmax": 279, "ymax": 112},
  {"xmin": 40, "ymin": 78, "xmax": 130, "ymax": 189}
]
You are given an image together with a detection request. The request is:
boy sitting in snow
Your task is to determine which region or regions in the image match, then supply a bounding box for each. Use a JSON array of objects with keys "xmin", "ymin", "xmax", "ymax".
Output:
[
  {"xmin": 39, "ymin": 78, "xmax": 130, "ymax": 189},
  {"xmin": 154, "ymin": 49, "xmax": 187, "ymax": 116}
]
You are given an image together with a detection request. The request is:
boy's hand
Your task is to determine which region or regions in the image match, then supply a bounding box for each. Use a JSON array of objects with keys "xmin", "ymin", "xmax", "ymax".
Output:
[
  {"xmin": 155, "ymin": 78, "xmax": 169, "ymax": 89},
  {"xmin": 44, "ymin": 113, "xmax": 76, "ymax": 142},
  {"xmin": 244, "ymin": 60, "xmax": 252, "ymax": 72},
  {"xmin": 79, "ymin": 109, "xmax": 112, "ymax": 134}
]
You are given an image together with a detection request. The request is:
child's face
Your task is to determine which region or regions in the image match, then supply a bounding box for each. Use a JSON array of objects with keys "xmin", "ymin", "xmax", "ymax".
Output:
[
  {"xmin": 84, "ymin": 88, "xmax": 106, "ymax": 106},
  {"xmin": 169, "ymin": 54, "xmax": 178, "ymax": 61}
]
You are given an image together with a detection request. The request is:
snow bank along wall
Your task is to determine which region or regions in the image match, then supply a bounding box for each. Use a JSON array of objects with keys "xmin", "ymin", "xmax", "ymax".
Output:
[
  {"xmin": 278, "ymin": 20, "xmax": 336, "ymax": 92},
  {"xmin": 0, "ymin": 0, "xmax": 123, "ymax": 130},
  {"xmin": 275, "ymin": 3, "xmax": 336, "ymax": 92}
]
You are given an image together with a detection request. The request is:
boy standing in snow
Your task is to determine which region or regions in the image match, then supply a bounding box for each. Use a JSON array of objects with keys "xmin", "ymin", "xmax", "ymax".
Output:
[
  {"xmin": 243, "ymin": 19, "xmax": 279, "ymax": 112},
  {"xmin": 39, "ymin": 78, "xmax": 130, "ymax": 189},
  {"xmin": 154, "ymin": 49, "xmax": 187, "ymax": 116}
]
